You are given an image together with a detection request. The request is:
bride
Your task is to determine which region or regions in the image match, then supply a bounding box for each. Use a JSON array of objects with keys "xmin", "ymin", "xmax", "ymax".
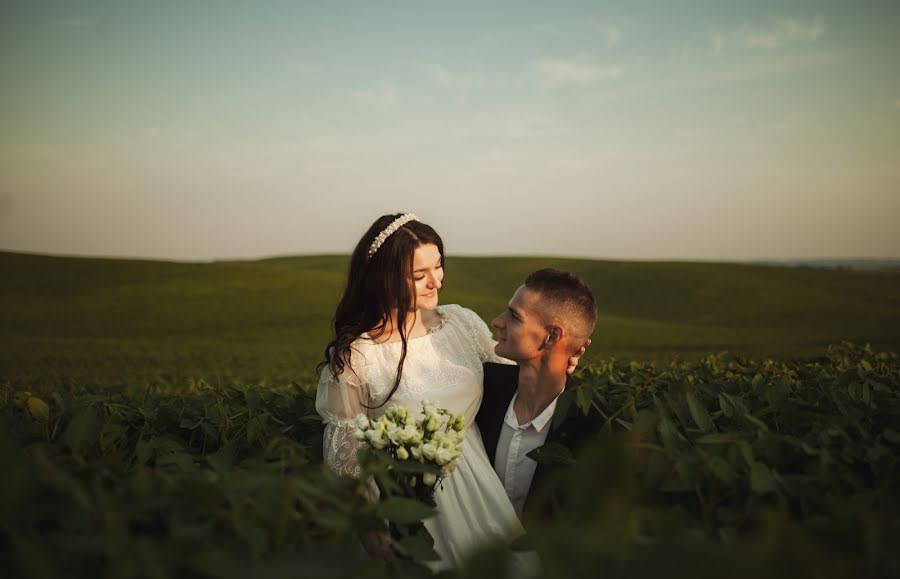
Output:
[{"xmin": 315, "ymin": 213, "xmax": 582, "ymax": 569}]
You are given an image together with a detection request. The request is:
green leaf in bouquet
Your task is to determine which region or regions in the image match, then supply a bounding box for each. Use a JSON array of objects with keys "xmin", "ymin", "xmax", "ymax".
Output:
[
  {"xmin": 389, "ymin": 459, "xmax": 441, "ymax": 475},
  {"xmin": 395, "ymin": 532, "xmax": 440, "ymax": 561},
  {"xmin": 527, "ymin": 442, "xmax": 576, "ymax": 466},
  {"xmin": 376, "ymin": 497, "xmax": 436, "ymax": 524},
  {"xmin": 313, "ymin": 508, "xmax": 353, "ymax": 531}
]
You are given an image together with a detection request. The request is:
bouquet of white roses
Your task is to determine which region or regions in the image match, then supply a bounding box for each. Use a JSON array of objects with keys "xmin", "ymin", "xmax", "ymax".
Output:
[{"xmin": 354, "ymin": 400, "xmax": 465, "ymax": 502}]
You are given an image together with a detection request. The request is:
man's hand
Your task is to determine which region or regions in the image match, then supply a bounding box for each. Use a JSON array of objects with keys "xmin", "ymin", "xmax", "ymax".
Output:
[{"xmin": 566, "ymin": 338, "xmax": 591, "ymax": 375}]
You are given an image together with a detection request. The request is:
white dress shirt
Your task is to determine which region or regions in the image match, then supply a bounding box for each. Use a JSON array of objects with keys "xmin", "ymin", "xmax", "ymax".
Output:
[{"xmin": 493, "ymin": 392, "xmax": 561, "ymax": 519}]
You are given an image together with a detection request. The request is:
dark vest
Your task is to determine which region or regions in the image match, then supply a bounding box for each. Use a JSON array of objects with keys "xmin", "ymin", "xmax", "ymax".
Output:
[{"xmin": 476, "ymin": 362, "xmax": 604, "ymax": 526}]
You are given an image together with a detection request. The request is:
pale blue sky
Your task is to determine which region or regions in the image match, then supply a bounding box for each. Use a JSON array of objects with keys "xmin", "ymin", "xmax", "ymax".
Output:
[{"xmin": 1, "ymin": 1, "xmax": 898, "ymax": 260}]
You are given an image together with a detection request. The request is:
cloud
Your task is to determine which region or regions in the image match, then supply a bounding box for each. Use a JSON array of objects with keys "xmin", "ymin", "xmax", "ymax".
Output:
[
  {"xmin": 533, "ymin": 58, "xmax": 623, "ymax": 88},
  {"xmin": 606, "ymin": 26, "xmax": 622, "ymax": 47},
  {"xmin": 425, "ymin": 64, "xmax": 485, "ymax": 91},
  {"xmin": 138, "ymin": 127, "xmax": 161, "ymax": 141},
  {"xmin": 710, "ymin": 16, "xmax": 826, "ymax": 55},
  {"xmin": 50, "ymin": 17, "xmax": 97, "ymax": 30},
  {"xmin": 712, "ymin": 33, "xmax": 727, "ymax": 56},
  {"xmin": 350, "ymin": 82, "xmax": 398, "ymax": 110},
  {"xmin": 743, "ymin": 16, "xmax": 826, "ymax": 49}
]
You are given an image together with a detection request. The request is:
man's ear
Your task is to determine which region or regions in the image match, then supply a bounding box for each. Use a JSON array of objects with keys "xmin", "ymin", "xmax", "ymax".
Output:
[{"xmin": 546, "ymin": 326, "xmax": 563, "ymax": 346}]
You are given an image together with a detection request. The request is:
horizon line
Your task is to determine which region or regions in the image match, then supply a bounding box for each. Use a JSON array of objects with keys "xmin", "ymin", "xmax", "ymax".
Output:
[{"xmin": 3, "ymin": 248, "xmax": 900, "ymax": 268}]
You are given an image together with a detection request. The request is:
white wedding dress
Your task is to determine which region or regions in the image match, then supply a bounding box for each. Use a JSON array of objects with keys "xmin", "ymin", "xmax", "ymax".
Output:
[{"xmin": 316, "ymin": 304, "xmax": 531, "ymax": 570}]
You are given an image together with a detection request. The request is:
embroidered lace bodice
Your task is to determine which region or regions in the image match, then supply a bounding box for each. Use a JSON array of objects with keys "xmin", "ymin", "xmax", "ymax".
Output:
[{"xmin": 316, "ymin": 304, "xmax": 507, "ymax": 476}]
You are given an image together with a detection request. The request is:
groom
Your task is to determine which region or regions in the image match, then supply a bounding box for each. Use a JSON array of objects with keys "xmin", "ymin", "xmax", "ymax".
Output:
[{"xmin": 476, "ymin": 268, "xmax": 603, "ymax": 527}]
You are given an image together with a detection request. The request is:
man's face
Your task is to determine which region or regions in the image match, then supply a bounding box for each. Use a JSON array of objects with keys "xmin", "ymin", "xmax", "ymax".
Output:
[{"xmin": 491, "ymin": 286, "xmax": 549, "ymax": 361}]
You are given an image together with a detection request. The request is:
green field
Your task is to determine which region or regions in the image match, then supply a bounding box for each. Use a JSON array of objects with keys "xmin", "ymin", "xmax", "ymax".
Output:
[
  {"xmin": 3, "ymin": 250, "xmax": 899, "ymax": 577},
  {"xmin": 2, "ymin": 251, "xmax": 899, "ymax": 387}
]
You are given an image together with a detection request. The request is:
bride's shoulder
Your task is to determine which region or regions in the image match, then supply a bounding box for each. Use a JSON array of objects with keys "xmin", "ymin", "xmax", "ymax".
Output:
[
  {"xmin": 437, "ymin": 303, "xmax": 470, "ymax": 320},
  {"xmin": 439, "ymin": 304, "xmax": 488, "ymax": 329}
]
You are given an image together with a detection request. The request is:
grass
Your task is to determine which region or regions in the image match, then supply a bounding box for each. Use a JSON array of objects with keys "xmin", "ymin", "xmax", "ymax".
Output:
[{"xmin": 2, "ymin": 251, "xmax": 899, "ymax": 387}]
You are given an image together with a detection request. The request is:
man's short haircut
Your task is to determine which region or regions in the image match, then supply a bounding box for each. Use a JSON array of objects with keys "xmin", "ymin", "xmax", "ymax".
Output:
[{"xmin": 523, "ymin": 268, "xmax": 597, "ymax": 340}]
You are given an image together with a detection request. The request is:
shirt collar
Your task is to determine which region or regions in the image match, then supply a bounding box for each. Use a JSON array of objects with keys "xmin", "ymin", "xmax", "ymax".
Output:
[{"xmin": 503, "ymin": 390, "xmax": 562, "ymax": 433}]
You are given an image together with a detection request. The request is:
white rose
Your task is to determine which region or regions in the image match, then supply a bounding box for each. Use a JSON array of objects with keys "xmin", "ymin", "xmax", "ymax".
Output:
[
  {"xmin": 396, "ymin": 446, "xmax": 409, "ymax": 460},
  {"xmin": 366, "ymin": 429, "xmax": 388, "ymax": 450},
  {"xmin": 435, "ymin": 447, "xmax": 454, "ymax": 466},
  {"xmin": 354, "ymin": 429, "xmax": 367, "ymax": 442},
  {"xmin": 354, "ymin": 414, "xmax": 370, "ymax": 430},
  {"xmin": 422, "ymin": 442, "xmax": 437, "ymax": 461},
  {"xmin": 397, "ymin": 425, "xmax": 419, "ymax": 445},
  {"xmin": 438, "ymin": 431, "xmax": 458, "ymax": 447},
  {"xmin": 411, "ymin": 445, "xmax": 423, "ymax": 460},
  {"xmin": 387, "ymin": 424, "xmax": 404, "ymax": 446},
  {"xmin": 423, "ymin": 472, "xmax": 437, "ymax": 487}
]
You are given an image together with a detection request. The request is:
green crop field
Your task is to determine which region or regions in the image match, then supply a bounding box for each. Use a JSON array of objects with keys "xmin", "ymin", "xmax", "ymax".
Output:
[
  {"xmin": 3, "ymin": 251, "xmax": 900, "ymax": 578},
  {"xmin": 1, "ymin": 251, "xmax": 899, "ymax": 387}
]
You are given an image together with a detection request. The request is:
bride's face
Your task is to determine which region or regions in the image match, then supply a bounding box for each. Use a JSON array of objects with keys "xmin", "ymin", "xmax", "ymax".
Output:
[{"xmin": 411, "ymin": 243, "xmax": 443, "ymax": 311}]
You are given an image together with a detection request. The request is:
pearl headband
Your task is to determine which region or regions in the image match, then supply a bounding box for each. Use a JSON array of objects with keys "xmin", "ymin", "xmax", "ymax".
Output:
[{"xmin": 367, "ymin": 213, "xmax": 419, "ymax": 260}]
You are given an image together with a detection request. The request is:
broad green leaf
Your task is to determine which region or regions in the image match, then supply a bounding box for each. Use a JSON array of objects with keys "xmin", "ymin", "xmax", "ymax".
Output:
[
  {"xmin": 884, "ymin": 429, "xmax": 900, "ymax": 445},
  {"xmin": 376, "ymin": 497, "xmax": 436, "ymax": 524},
  {"xmin": 575, "ymin": 384, "xmax": 592, "ymax": 414},
  {"xmin": 658, "ymin": 417, "xmax": 680, "ymax": 451},
  {"xmin": 552, "ymin": 389, "xmax": 575, "ymax": 431},
  {"xmin": 750, "ymin": 462, "xmax": 777, "ymax": 494},
  {"xmin": 718, "ymin": 394, "xmax": 734, "ymax": 418},
  {"xmin": 62, "ymin": 407, "xmax": 99, "ymax": 454},
  {"xmin": 395, "ymin": 533, "xmax": 440, "ymax": 561},
  {"xmin": 26, "ymin": 397, "xmax": 50, "ymax": 421},
  {"xmin": 765, "ymin": 377, "xmax": 790, "ymax": 408},
  {"xmin": 685, "ymin": 391, "xmax": 712, "ymax": 432},
  {"xmin": 527, "ymin": 442, "xmax": 575, "ymax": 465},
  {"xmin": 751, "ymin": 374, "xmax": 764, "ymax": 391},
  {"xmin": 743, "ymin": 413, "xmax": 769, "ymax": 432},
  {"xmin": 696, "ymin": 433, "xmax": 740, "ymax": 444},
  {"xmin": 737, "ymin": 441, "xmax": 755, "ymax": 466},
  {"xmin": 206, "ymin": 444, "xmax": 236, "ymax": 473},
  {"xmin": 702, "ymin": 452, "xmax": 737, "ymax": 485}
]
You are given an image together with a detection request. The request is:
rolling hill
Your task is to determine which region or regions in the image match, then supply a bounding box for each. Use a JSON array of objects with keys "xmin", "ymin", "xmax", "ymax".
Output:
[{"xmin": 2, "ymin": 251, "xmax": 899, "ymax": 387}]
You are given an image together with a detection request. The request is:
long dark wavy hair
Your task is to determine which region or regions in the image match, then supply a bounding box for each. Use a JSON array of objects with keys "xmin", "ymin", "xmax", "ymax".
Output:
[{"xmin": 319, "ymin": 213, "xmax": 445, "ymax": 409}]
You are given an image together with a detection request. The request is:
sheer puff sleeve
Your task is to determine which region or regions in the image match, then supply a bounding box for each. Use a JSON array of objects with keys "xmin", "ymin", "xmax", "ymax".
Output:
[
  {"xmin": 316, "ymin": 353, "xmax": 371, "ymax": 477},
  {"xmin": 449, "ymin": 305, "xmax": 515, "ymax": 365}
]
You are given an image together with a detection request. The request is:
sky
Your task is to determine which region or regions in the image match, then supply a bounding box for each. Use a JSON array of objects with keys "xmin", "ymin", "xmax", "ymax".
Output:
[{"xmin": 1, "ymin": 0, "xmax": 899, "ymax": 262}]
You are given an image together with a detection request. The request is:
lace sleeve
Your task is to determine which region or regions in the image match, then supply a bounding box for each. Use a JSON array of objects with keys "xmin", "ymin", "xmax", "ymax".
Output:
[
  {"xmin": 316, "ymin": 358, "xmax": 370, "ymax": 477},
  {"xmin": 454, "ymin": 305, "xmax": 515, "ymax": 365}
]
